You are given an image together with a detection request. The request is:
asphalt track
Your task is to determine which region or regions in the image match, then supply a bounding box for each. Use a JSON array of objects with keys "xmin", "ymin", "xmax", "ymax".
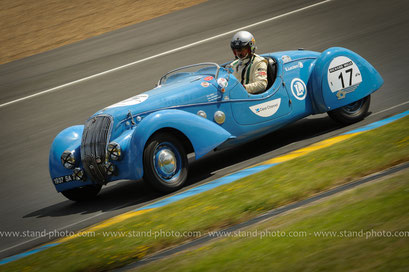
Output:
[{"xmin": 0, "ymin": 0, "xmax": 408, "ymax": 260}]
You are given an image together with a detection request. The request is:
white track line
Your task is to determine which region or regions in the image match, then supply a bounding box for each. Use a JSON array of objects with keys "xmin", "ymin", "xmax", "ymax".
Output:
[
  {"xmin": 0, "ymin": 0, "xmax": 333, "ymax": 109},
  {"xmin": 371, "ymin": 100, "xmax": 409, "ymax": 116}
]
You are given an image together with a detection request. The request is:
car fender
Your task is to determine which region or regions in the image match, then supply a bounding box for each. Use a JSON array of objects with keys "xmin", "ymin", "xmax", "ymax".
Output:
[
  {"xmin": 309, "ymin": 47, "xmax": 383, "ymax": 113},
  {"xmin": 129, "ymin": 109, "xmax": 232, "ymax": 179},
  {"xmin": 49, "ymin": 125, "xmax": 95, "ymax": 192}
]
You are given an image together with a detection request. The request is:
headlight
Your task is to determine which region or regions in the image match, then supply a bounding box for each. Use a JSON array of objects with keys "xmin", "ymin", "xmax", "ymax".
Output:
[
  {"xmin": 107, "ymin": 142, "xmax": 121, "ymax": 161},
  {"xmin": 61, "ymin": 150, "xmax": 76, "ymax": 169},
  {"xmin": 104, "ymin": 162, "xmax": 116, "ymax": 176},
  {"xmin": 73, "ymin": 168, "xmax": 86, "ymax": 181}
]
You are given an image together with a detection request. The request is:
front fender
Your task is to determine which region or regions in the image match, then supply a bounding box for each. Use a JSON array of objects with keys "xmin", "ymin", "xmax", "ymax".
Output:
[
  {"xmin": 130, "ymin": 109, "xmax": 232, "ymax": 179},
  {"xmin": 49, "ymin": 125, "xmax": 94, "ymax": 192}
]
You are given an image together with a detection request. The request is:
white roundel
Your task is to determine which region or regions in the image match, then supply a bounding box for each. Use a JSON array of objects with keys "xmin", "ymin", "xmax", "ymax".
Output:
[
  {"xmin": 217, "ymin": 77, "xmax": 228, "ymax": 88},
  {"xmin": 327, "ymin": 56, "xmax": 362, "ymax": 93},
  {"xmin": 290, "ymin": 78, "xmax": 307, "ymax": 100},
  {"xmin": 106, "ymin": 94, "xmax": 149, "ymax": 108}
]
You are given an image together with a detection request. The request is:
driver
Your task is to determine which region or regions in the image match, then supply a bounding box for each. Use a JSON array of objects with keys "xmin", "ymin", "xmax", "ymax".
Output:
[{"xmin": 230, "ymin": 31, "xmax": 268, "ymax": 94}]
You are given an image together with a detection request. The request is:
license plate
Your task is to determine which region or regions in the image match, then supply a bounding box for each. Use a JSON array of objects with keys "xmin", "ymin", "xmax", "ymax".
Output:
[{"xmin": 53, "ymin": 175, "xmax": 74, "ymax": 185}]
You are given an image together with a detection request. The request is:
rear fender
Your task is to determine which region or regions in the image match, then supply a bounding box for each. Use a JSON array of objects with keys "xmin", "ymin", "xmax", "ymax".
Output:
[
  {"xmin": 130, "ymin": 109, "xmax": 232, "ymax": 179},
  {"xmin": 309, "ymin": 47, "xmax": 383, "ymax": 113}
]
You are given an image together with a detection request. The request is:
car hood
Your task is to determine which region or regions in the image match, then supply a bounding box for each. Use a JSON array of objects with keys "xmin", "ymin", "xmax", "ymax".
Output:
[
  {"xmin": 90, "ymin": 73, "xmax": 225, "ymax": 137},
  {"xmin": 99, "ymin": 77, "xmax": 220, "ymax": 115}
]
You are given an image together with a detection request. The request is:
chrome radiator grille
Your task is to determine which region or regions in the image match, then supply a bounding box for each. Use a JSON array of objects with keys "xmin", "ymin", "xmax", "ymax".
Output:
[{"xmin": 81, "ymin": 115, "xmax": 113, "ymax": 184}]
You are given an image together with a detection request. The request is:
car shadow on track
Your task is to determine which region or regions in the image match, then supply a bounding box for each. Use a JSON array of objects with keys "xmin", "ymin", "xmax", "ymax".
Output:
[
  {"xmin": 186, "ymin": 114, "xmax": 346, "ymax": 185},
  {"xmin": 24, "ymin": 114, "xmax": 347, "ymax": 219},
  {"xmin": 23, "ymin": 181, "xmax": 162, "ymax": 218}
]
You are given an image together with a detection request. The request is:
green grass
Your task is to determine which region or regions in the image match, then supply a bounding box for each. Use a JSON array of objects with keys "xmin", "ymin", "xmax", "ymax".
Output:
[
  {"xmin": 2, "ymin": 116, "xmax": 409, "ymax": 271},
  {"xmin": 137, "ymin": 169, "xmax": 409, "ymax": 272}
]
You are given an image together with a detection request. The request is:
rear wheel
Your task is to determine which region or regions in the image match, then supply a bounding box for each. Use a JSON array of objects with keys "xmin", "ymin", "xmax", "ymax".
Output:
[
  {"xmin": 328, "ymin": 95, "xmax": 371, "ymax": 124},
  {"xmin": 61, "ymin": 184, "xmax": 102, "ymax": 201},
  {"xmin": 143, "ymin": 133, "xmax": 188, "ymax": 193}
]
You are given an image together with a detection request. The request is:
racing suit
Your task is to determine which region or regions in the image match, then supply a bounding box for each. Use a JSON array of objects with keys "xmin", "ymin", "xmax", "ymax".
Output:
[{"xmin": 231, "ymin": 54, "xmax": 268, "ymax": 94}]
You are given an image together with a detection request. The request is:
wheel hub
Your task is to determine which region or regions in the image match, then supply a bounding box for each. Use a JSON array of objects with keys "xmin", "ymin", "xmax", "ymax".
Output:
[
  {"xmin": 343, "ymin": 99, "xmax": 364, "ymax": 114},
  {"xmin": 155, "ymin": 148, "xmax": 177, "ymax": 179}
]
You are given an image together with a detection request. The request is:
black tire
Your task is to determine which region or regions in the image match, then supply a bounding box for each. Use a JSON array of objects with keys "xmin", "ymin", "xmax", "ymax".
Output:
[
  {"xmin": 328, "ymin": 95, "xmax": 371, "ymax": 124},
  {"xmin": 143, "ymin": 133, "xmax": 188, "ymax": 193},
  {"xmin": 61, "ymin": 185, "xmax": 102, "ymax": 201}
]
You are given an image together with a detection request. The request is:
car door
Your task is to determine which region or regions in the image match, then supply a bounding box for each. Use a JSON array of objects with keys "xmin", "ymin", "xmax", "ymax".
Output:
[{"xmin": 230, "ymin": 60, "xmax": 291, "ymax": 125}]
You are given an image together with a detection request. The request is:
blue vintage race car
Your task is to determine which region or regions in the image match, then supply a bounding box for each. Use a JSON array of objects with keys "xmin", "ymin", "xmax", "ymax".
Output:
[{"xmin": 49, "ymin": 47, "xmax": 383, "ymax": 201}]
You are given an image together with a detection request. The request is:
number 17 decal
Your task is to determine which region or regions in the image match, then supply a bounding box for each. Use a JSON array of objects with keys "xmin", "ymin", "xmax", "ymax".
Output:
[
  {"xmin": 328, "ymin": 56, "xmax": 362, "ymax": 93},
  {"xmin": 338, "ymin": 68, "xmax": 353, "ymax": 89}
]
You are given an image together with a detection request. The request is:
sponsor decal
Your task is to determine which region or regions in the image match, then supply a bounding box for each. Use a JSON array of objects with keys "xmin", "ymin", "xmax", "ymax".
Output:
[
  {"xmin": 281, "ymin": 55, "xmax": 292, "ymax": 63},
  {"xmin": 337, "ymin": 90, "xmax": 346, "ymax": 99},
  {"xmin": 53, "ymin": 175, "xmax": 74, "ymax": 185},
  {"xmin": 206, "ymin": 92, "xmax": 221, "ymax": 102},
  {"xmin": 290, "ymin": 78, "xmax": 307, "ymax": 100},
  {"xmin": 329, "ymin": 61, "xmax": 352, "ymax": 73},
  {"xmin": 336, "ymin": 85, "xmax": 359, "ymax": 99},
  {"xmin": 204, "ymin": 76, "xmax": 214, "ymax": 81},
  {"xmin": 257, "ymin": 67, "xmax": 267, "ymax": 76},
  {"xmin": 249, "ymin": 98, "xmax": 281, "ymax": 117},
  {"xmin": 327, "ymin": 56, "xmax": 362, "ymax": 93},
  {"xmin": 285, "ymin": 61, "xmax": 304, "ymax": 72},
  {"xmin": 217, "ymin": 77, "xmax": 228, "ymax": 88},
  {"xmin": 201, "ymin": 81, "xmax": 210, "ymax": 88},
  {"xmin": 106, "ymin": 94, "xmax": 149, "ymax": 108}
]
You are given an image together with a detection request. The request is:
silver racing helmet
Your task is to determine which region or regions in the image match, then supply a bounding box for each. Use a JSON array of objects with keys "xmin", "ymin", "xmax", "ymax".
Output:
[{"xmin": 230, "ymin": 31, "xmax": 257, "ymax": 59}]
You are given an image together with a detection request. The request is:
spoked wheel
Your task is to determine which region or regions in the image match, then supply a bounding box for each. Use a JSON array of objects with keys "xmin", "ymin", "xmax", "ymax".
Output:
[
  {"xmin": 328, "ymin": 95, "xmax": 371, "ymax": 124},
  {"xmin": 143, "ymin": 133, "xmax": 188, "ymax": 193},
  {"xmin": 61, "ymin": 184, "xmax": 102, "ymax": 201}
]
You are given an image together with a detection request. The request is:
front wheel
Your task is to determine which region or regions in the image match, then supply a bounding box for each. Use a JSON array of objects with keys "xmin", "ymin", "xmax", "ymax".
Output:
[
  {"xmin": 328, "ymin": 95, "xmax": 371, "ymax": 124},
  {"xmin": 143, "ymin": 133, "xmax": 188, "ymax": 193},
  {"xmin": 61, "ymin": 184, "xmax": 102, "ymax": 201}
]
